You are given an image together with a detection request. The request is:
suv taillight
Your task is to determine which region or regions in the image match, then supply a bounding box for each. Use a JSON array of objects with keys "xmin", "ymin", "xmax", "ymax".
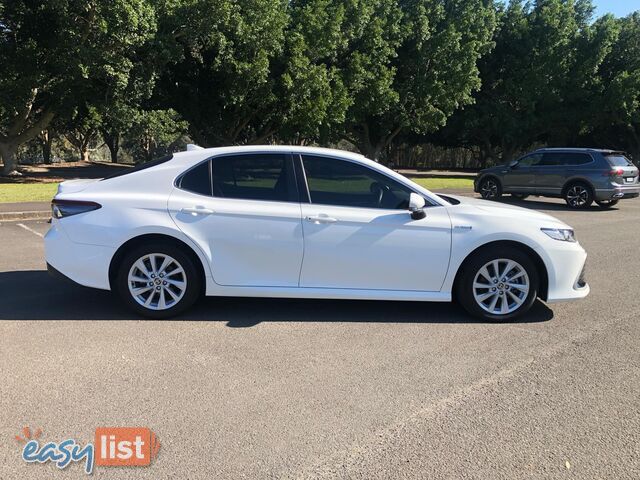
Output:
[
  {"xmin": 603, "ymin": 168, "xmax": 624, "ymax": 177},
  {"xmin": 51, "ymin": 199, "xmax": 101, "ymax": 219}
]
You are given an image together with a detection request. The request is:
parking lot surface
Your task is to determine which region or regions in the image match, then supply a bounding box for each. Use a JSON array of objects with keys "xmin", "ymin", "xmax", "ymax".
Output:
[{"xmin": 1, "ymin": 195, "xmax": 639, "ymax": 479}]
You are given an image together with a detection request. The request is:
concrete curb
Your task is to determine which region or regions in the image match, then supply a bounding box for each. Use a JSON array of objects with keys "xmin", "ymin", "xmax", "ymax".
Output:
[{"xmin": 0, "ymin": 211, "xmax": 50, "ymax": 222}]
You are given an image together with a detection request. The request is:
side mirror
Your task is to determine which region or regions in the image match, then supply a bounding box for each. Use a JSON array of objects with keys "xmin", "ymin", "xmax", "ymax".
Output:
[
  {"xmin": 409, "ymin": 193, "xmax": 426, "ymax": 220},
  {"xmin": 508, "ymin": 160, "xmax": 519, "ymax": 169}
]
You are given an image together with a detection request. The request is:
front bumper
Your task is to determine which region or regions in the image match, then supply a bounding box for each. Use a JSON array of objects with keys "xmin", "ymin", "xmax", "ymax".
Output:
[{"xmin": 542, "ymin": 242, "xmax": 589, "ymax": 303}]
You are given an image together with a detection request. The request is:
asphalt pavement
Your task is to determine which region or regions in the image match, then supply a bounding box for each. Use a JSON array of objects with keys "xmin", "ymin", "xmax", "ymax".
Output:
[{"xmin": 0, "ymin": 195, "xmax": 639, "ymax": 479}]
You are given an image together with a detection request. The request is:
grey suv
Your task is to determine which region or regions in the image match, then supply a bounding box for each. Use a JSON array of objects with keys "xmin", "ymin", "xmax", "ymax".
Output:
[{"xmin": 474, "ymin": 148, "xmax": 640, "ymax": 209}]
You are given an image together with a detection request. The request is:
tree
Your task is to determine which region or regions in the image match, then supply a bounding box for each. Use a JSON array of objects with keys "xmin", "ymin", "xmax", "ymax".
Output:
[
  {"xmin": 124, "ymin": 109, "xmax": 188, "ymax": 163},
  {"xmin": 589, "ymin": 13, "xmax": 640, "ymax": 161},
  {"xmin": 440, "ymin": 0, "xmax": 618, "ymax": 164},
  {"xmin": 0, "ymin": 0, "xmax": 156, "ymax": 175},
  {"xmin": 155, "ymin": 0, "xmax": 289, "ymax": 146},
  {"xmin": 336, "ymin": 0, "xmax": 495, "ymax": 160}
]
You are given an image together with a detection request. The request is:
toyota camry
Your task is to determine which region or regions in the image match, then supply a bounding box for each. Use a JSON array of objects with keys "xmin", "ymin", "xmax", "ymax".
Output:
[{"xmin": 45, "ymin": 146, "xmax": 589, "ymax": 321}]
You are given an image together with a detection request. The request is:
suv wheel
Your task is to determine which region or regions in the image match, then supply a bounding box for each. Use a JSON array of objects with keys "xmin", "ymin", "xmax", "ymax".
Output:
[
  {"xmin": 456, "ymin": 247, "xmax": 538, "ymax": 322},
  {"xmin": 116, "ymin": 242, "xmax": 202, "ymax": 319},
  {"xmin": 479, "ymin": 177, "xmax": 502, "ymax": 200},
  {"xmin": 564, "ymin": 183, "xmax": 593, "ymax": 209},
  {"xmin": 595, "ymin": 199, "xmax": 619, "ymax": 209}
]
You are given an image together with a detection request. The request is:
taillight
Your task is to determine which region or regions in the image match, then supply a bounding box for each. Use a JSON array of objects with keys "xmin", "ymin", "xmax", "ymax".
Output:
[
  {"xmin": 51, "ymin": 199, "xmax": 101, "ymax": 219},
  {"xmin": 603, "ymin": 168, "xmax": 624, "ymax": 177}
]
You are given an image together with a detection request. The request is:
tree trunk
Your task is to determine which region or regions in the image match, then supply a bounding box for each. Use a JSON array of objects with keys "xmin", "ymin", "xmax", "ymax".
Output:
[
  {"xmin": 103, "ymin": 131, "xmax": 120, "ymax": 163},
  {"xmin": 40, "ymin": 130, "xmax": 53, "ymax": 164},
  {"xmin": 0, "ymin": 142, "xmax": 19, "ymax": 176}
]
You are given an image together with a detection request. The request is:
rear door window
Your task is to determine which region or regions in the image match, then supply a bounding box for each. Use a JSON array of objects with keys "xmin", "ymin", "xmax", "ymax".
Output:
[
  {"xmin": 211, "ymin": 153, "xmax": 296, "ymax": 202},
  {"xmin": 540, "ymin": 152, "xmax": 591, "ymax": 166}
]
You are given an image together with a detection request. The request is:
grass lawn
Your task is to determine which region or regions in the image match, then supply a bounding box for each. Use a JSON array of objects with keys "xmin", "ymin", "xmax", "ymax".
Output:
[
  {"xmin": 0, "ymin": 183, "xmax": 59, "ymax": 203},
  {"xmin": 410, "ymin": 177, "xmax": 474, "ymax": 190}
]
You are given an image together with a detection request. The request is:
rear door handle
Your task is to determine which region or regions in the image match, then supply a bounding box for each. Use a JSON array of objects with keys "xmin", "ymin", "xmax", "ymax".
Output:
[
  {"xmin": 306, "ymin": 215, "xmax": 338, "ymax": 224},
  {"xmin": 181, "ymin": 207, "xmax": 214, "ymax": 216}
]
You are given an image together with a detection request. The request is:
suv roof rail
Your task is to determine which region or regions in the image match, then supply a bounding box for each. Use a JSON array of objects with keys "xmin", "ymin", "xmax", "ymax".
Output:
[{"xmin": 186, "ymin": 144, "xmax": 204, "ymax": 151}]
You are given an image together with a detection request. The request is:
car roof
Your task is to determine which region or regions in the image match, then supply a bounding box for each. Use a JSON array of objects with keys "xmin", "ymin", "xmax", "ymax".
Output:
[
  {"xmin": 532, "ymin": 147, "xmax": 624, "ymax": 154},
  {"xmin": 172, "ymin": 145, "xmax": 368, "ymax": 163}
]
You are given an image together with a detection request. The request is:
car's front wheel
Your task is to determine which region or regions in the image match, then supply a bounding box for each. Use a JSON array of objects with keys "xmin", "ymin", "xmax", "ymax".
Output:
[
  {"xmin": 479, "ymin": 177, "xmax": 502, "ymax": 200},
  {"xmin": 116, "ymin": 243, "xmax": 202, "ymax": 319},
  {"xmin": 456, "ymin": 247, "xmax": 538, "ymax": 321}
]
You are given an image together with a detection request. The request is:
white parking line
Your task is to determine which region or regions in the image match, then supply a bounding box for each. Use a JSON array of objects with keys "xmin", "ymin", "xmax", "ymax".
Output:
[{"xmin": 17, "ymin": 222, "xmax": 44, "ymax": 238}]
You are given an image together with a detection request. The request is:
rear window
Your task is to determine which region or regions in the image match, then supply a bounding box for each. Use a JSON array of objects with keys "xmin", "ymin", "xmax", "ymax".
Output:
[
  {"xmin": 604, "ymin": 154, "xmax": 633, "ymax": 167},
  {"xmin": 101, "ymin": 155, "xmax": 173, "ymax": 181},
  {"xmin": 212, "ymin": 153, "xmax": 294, "ymax": 202}
]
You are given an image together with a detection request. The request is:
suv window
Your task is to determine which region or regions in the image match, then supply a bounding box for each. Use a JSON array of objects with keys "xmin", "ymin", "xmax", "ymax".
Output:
[
  {"xmin": 517, "ymin": 154, "xmax": 542, "ymax": 167},
  {"xmin": 541, "ymin": 152, "xmax": 591, "ymax": 166},
  {"xmin": 604, "ymin": 154, "xmax": 633, "ymax": 167},
  {"xmin": 212, "ymin": 153, "xmax": 294, "ymax": 202},
  {"xmin": 178, "ymin": 160, "xmax": 212, "ymax": 195},
  {"xmin": 301, "ymin": 155, "xmax": 413, "ymax": 209}
]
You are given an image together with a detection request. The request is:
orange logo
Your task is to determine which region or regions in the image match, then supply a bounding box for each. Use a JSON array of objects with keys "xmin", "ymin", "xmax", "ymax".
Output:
[{"xmin": 95, "ymin": 427, "xmax": 160, "ymax": 467}]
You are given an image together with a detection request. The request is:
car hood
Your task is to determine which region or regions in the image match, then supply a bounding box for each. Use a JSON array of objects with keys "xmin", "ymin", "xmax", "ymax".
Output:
[{"xmin": 440, "ymin": 194, "xmax": 570, "ymax": 228}]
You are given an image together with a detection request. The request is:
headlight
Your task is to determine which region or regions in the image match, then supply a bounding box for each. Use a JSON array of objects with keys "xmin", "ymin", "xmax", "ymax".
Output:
[{"xmin": 541, "ymin": 228, "xmax": 576, "ymax": 242}]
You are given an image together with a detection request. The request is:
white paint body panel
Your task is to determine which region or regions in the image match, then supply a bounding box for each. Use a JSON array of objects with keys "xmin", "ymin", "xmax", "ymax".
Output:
[
  {"xmin": 44, "ymin": 145, "xmax": 589, "ymax": 306},
  {"xmin": 299, "ymin": 203, "xmax": 451, "ymax": 291}
]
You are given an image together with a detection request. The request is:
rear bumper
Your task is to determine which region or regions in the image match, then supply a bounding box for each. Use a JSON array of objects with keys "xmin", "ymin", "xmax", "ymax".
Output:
[
  {"xmin": 594, "ymin": 184, "xmax": 640, "ymax": 201},
  {"xmin": 44, "ymin": 221, "xmax": 114, "ymax": 290}
]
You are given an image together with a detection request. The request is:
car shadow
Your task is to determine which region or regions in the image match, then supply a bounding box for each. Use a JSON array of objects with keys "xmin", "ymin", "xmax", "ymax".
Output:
[
  {"xmin": 0, "ymin": 270, "xmax": 554, "ymax": 325},
  {"xmin": 494, "ymin": 196, "xmax": 616, "ymax": 212}
]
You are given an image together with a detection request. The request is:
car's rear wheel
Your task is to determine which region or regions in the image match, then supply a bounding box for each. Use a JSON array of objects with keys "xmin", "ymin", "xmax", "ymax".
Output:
[
  {"xmin": 456, "ymin": 247, "xmax": 538, "ymax": 321},
  {"xmin": 479, "ymin": 177, "xmax": 502, "ymax": 200},
  {"xmin": 511, "ymin": 193, "xmax": 529, "ymax": 200},
  {"xmin": 116, "ymin": 243, "xmax": 202, "ymax": 319},
  {"xmin": 595, "ymin": 199, "xmax": 619, "ymax": 209},
  {"xmin": 564, "ymin": 183, "xmax": 593, "ymax": 209}
]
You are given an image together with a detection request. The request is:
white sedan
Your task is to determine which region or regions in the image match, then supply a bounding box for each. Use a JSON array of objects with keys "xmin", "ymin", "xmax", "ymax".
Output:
[{"xmin": 45, "ymin": 146, "xmax": 589, "ymax": 321}]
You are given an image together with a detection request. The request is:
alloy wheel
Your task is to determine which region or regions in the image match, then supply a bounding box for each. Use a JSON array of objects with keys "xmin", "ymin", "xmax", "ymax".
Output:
[
  {"xmin": 481, "ymin": 179, "xmax": 498, "ymax": 199},
  {"xmin": 472, "ymin": 259, "xmax": 530, "ymax": 315},
  {"xmin": 127, "ymin": 253, "xmax": 187, "ymax": 310},
  {"xmin": 566, "ymin": 185, "xmax": 589, "ymax": 208}
]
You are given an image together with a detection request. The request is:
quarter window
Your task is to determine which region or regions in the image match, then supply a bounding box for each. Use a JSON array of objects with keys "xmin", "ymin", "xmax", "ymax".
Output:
[
  {"xmin": 301, "ymin": 155, "xmax": 413, "ymax": 209},
  {"xmin": 212, "ymin": 154, "xmax": 294, "ymax": 202},
  {"xmin": 178, "ymin": 160, "xmax": 212, "ymax": 195}
]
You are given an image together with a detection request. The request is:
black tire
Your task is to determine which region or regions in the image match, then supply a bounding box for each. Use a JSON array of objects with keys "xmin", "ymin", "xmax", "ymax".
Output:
[
  {"xmin": 479, "ymin": 177, "xmax": 502, "ymax": 200},
  {"xmin": 115, "ymin": 242, "xmax": 202, "ymax": 319},
  {"xmin": 563, "ymin": 182, "xmax": 593, "ymax": 209},
  {"xmin": 595, "ymin": 199, "xmax": 619, "ymax": 209},
  {"xmin": 456, "ymin": 246, "xmax": 539, "ymax": 322},
  {"xmin": 511, "ymin": 193, "xmax": 529, "ymax": 200}
]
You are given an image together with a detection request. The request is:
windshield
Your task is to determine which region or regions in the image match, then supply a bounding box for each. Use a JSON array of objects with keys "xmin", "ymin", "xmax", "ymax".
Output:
[{"xmin": 604, "ymin": 154, "xmax": 633, "ymax": 167}]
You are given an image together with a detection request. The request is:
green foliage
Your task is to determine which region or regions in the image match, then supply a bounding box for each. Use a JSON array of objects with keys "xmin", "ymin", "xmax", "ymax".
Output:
[
  {"xmin": 2, "ymin": 0, "xmax": 640, "ymax": 172},
  {"xmin": 0, "ymin": 0, "xmax": 156, "ymax": 173},
  {"xmin": 124, "ymin": 109, "xmax": 189, "ymax": 163}
]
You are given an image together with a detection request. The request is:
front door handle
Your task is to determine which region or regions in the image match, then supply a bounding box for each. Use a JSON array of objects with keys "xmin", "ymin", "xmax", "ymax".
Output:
[
  {"xmin": 181, "ymin": 207, "xmax": 214, "ymax": 216},
  {"xmin": 306, "ymin": 215, "xmax": 338, "ymax": 224}
]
